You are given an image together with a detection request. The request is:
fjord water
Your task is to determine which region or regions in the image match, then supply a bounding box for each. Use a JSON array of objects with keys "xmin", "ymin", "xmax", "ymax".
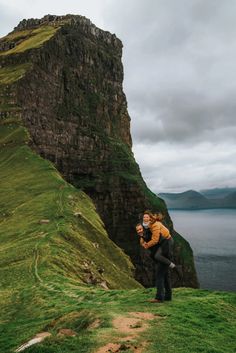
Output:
[{"xmin": 170, "ymin": 209, "xmax": 236, "ymax": 291}]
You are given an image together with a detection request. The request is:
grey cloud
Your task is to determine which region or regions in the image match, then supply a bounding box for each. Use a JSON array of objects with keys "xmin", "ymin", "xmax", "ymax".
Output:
[
  {"xmin": 133, "ymin": 141, "xmax": 236, "ymax": 192},
  {"xmin": 0, "ymin": 4, "xmax": 23, "ymax": 37},
  {"xmin": 102, "ymin": 1, "xmax": 236, "ymax": 148},
  {"xmin": 130, "ymin": 89, "xmax": 236, "ymax": 144}
]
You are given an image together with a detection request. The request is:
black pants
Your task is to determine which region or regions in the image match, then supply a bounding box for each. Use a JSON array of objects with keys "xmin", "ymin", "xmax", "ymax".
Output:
[
  {"xmin": 154, "ymin": 247, "xmax": 171, "ymax": 265},
  {"xmin": 153, "ymin": 237, "xmax": 174, "ymax": 265},
  {"xmin": 155, "ymin": 263, "xmax": 172, "ymax": 301},
  {"xmin": 154, "ymin": 238, "xmax": 174, "ymax": 301}
]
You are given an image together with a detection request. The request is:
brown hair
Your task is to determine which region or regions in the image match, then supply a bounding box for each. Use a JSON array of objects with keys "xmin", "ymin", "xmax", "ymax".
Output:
[
  {"xmin": 154, "ymin": 212, "xmax": 164, "ymax": 222},
  {"xmin": 143, "ymin": 210, "xmax": 164, "ymax": 223},
  {"xmin": 135, "ymin": 223, "xmax": 143, "ymax": 229}
]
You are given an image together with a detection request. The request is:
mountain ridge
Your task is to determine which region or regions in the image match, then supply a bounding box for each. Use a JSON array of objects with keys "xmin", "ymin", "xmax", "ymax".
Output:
[{"xmin": 159, "ymin": 188, "xmax": 236, "ymax": 209}]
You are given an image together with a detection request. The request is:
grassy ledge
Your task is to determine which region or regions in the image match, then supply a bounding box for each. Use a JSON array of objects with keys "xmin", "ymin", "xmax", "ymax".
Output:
[
  {"xmin": 0, "ymin": 25, "xmax": 59, "ymax": 56},
  {"xmin": 0, "ymin": 63, "xmax": 32, "ymax": 85}
]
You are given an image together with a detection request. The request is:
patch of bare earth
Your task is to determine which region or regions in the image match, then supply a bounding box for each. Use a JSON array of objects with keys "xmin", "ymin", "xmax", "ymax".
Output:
[
  {"xmin": 95, "ymin": 312, "xmax": 155, "ymax": 353},
  {"xmin": 57, "ymin": 328, "xmax": 77, "ymax": 337}
]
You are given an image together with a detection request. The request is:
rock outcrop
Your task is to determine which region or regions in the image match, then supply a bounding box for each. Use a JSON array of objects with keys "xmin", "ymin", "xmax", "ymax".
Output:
[{"xmin": 0, "ymin": 14, "xmax": 198, "ymax": 288}]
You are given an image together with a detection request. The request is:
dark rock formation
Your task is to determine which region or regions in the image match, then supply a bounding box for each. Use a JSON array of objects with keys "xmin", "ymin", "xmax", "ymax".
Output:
[{"xmin": 0, "ymin": 15, "xmax": 198, "ymax": 288}]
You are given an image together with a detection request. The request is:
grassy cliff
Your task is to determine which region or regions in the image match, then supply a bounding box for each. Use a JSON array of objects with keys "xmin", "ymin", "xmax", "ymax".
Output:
[
  {"xmin": 0, "ymin": 102, "xmax": 141, "ymax": 351},
  {"xmin": 0, "ymin": 118, "xmax": 140, "ymax": 288},
  {"xmin": 0, "ymin": 15, "xmax": 199, "ymax": 288},
  {"xmin": 0, "ymin": 16, "xmax": 235, "ymax": 353}
]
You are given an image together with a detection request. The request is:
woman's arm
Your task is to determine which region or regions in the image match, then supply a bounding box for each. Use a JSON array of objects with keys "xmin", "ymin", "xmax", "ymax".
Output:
[{"xmin": 144, "ymin": 222, "xmax": 161, "ymax": 248}]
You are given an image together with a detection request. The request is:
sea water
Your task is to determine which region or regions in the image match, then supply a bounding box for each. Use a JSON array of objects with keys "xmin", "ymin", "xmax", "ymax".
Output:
[{"xmin": 169, "ymin": 209, "xmax": 236, "ymax": 291}]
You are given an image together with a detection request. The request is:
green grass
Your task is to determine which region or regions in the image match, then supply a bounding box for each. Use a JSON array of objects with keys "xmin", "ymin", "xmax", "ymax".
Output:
[
  {"xmin": 148, "ymin": 288, "xmax": 236, "ymax": 353},
  {"xmin": 0, "ymin": 26, "xmax": 59, "ymax": 56},
  {"xmin": 0, "ymin": 117, "xmax": 141, "ymax": 351},
  {"xmin": 0, "ymin": 63, "xmax": 32, "ymax": 85},
  {"xmin": 1, "ymin": 29, "xmax": 35, "ymax": 41},
  {"xmin": 0, "ymin": 124, "xmax": 29, "ymax": 146},
  {"xmin": 0, "ymin": 285, "xmax": 235, "ymax": 353},
  {"xmin": 0, "ymin": 119, "xmax": 139, "ymax": 288}
]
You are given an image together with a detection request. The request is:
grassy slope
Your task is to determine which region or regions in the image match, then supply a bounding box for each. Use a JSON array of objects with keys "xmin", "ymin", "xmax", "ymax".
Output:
[
  {"xmin": 0, "ymin": 64, "xmax": 32, "ymax": 86},
  {"xmin": 0, "ymin": 82, "xmax": 140, "ymax": 351},
  {"xmin": 0, "ymin": 25, "xmax": 59, "ymax": 56},
  {"xmin": 0, "ymin": 121, "xmax": 140, "ymax": 285}
]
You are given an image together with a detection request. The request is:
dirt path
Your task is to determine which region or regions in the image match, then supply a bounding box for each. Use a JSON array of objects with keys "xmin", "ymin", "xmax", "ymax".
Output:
[{"xmin": 95, "ymin": 312, "xmax": 155, "ymax": 353}]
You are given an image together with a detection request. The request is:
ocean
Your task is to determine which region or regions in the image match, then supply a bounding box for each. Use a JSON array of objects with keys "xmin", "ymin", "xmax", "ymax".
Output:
[{"xmin": 169, "ymin": 209, "xmax": 236, "ymax": 291}]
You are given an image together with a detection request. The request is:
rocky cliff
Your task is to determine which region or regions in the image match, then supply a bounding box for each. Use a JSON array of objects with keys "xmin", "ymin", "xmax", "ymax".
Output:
[{"xmin": 0, "ymin": 14, "xmax": 198, "ymax": 288}]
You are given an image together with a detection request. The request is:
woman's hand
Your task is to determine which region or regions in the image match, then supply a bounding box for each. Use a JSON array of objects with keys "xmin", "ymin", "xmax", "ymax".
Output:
[{"xmin": 142, "ymin": 242, "xmax": 149, "ymax": 249}]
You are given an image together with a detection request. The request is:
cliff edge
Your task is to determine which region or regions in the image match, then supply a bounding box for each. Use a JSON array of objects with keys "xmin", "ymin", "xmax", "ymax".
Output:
[{"xmin": 0, "ymin": 14, "xmax": 198, "ymax": 288}]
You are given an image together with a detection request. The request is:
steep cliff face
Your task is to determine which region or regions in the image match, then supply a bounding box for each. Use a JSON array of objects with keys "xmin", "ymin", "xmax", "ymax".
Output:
[{"xmin": 0, "ymin": 14, "xmax": 198, "ymax": 287}]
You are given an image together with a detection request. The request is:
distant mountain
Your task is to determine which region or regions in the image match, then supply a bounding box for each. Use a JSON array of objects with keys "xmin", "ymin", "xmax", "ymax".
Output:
[
  {"xmin": 200, "ymin": 187, "xmax": 236, "ymax": 199},
  {"xmin": 159, "ymin": 189, "xmax": 236, "ymax": 209},
  {"xmin": 159, "ymin": 190, "xmax": 212, "ymax": 209},
  {"xmin": 223, "ymin": 191, "xmax": 236, "ymax": 208}
]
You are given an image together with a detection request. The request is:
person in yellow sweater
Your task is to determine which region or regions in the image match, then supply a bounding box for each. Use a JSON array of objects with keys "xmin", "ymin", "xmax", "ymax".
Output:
[{"xmin": 137, "ymin": 210, "xmax": 181, "ymax": 302}]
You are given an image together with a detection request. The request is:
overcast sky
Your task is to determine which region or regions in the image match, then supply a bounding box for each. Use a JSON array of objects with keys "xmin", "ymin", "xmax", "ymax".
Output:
[{"xmin": 1, "ymin": 0, "xmax": 236, "ymax": 193}]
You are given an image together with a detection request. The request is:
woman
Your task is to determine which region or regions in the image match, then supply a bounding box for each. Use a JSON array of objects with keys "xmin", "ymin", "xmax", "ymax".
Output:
[{"xmin": 139, "ymin": 210, "xmax": 181, "ymax": 302}]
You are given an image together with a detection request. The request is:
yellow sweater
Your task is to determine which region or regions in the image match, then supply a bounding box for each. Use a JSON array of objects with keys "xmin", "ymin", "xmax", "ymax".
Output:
[{"xmin": 140, "ymin": 221, "xmax": 171, "ymax": 249}]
